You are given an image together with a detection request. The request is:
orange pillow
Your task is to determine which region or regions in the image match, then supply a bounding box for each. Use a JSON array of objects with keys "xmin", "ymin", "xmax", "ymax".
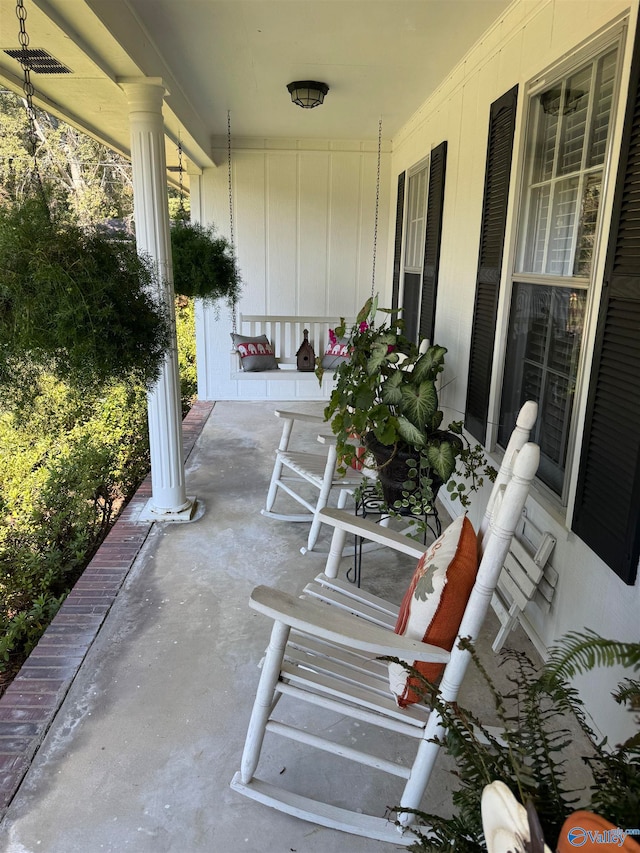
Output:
[
  {"xmin": 557, "ymin": 812, "xmax": 640, "ymax": 853},
  {"xmin": 388, "ymin": 514, "xmax": 478, "ymax": 707}
]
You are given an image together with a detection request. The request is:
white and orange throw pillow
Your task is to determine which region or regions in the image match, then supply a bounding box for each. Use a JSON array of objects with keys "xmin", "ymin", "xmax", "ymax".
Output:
[{"xmin": 389, "ymin": 514, "xmax": 478, "ymax": 707}]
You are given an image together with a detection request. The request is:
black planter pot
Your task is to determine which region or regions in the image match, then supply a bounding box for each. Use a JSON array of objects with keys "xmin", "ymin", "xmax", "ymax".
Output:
[{"xmin": 365, "ymin": 431, "xmax": 462, "ymax": 509}]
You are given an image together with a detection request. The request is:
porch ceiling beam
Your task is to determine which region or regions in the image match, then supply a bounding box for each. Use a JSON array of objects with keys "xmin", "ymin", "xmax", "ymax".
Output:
[
  {"xmin": 33, "ymin": 0, "xmax": 118, "ymax": 84},
  {"xmin": 0, "ymin": 64, "xmax": 131, "ymax": 162}
]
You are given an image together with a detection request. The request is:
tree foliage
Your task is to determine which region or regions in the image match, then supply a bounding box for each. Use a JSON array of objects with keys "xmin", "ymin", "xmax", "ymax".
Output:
[{"xmin": 0, "ymin": 91, "xmax": 133, "ymax": 227}]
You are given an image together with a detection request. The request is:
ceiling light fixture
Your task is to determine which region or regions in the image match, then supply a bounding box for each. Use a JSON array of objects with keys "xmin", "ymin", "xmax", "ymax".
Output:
[{"xmin": 287, "ymin": 80, "xmax": 329, "ymax": 109}]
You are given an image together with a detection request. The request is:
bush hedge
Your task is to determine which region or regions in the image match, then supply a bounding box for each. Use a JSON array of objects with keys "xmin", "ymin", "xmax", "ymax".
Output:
[{"xmin": 0, "ymin": 299, "xmax": 197, "ymax": 683}]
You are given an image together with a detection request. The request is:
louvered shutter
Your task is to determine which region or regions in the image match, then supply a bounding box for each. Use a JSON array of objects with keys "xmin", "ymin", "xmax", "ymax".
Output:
[
  {"xmin": 419, "ymin": 141, "xmax": 447, "ymax": 342},
  {"xmin": 465, "ymin": 86, "xmax": 518, "ymax": 443},
  {"xmin": 391, "ymin": 172, "xmax": 406, "ymax": 315},
  {"xmin": 572, "ymin": 32, "xmax": 640, "ymax": 585}
]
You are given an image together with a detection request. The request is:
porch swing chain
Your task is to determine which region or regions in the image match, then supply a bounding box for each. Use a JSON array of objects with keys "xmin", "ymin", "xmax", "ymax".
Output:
[
  {"xmin": 176, "ymin": 136, "xmax": 187, "ymax": 221},
  {"xmin": 370, "ymin": 117, "xmax": 382, "ymax": 300},
  {"xmin": 15, "ymin": 0, "xmax": 39, "ymax": 176},
  {"xmin": 228, "ymin": 110, "xmax": 238, "ymax": 335}
]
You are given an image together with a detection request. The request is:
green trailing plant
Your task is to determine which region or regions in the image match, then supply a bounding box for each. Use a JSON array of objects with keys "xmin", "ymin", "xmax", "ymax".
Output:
[
  {"xmin": 385, "ymin": 632, "xmax": 640, "ymax": 852},
  {"xmin": 0, "ymin": 193, "xmax": 169, "ymax": 397},
  {"xmin": 320, "ymin": 296, "xmax": 495, "ymax": 517},
  {"xmin": 170, "ymin": 219, "xmax": 241, "ymax": 307}
]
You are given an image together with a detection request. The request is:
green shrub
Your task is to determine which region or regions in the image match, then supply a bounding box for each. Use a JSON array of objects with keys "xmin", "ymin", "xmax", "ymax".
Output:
[
  {"xmin": 0, "ymin": 295, "xmax": 196, "ymax": 682},
  {"xmin": 0, "ymin": 371, "xmax": 149, "ymax": 676},
  {"xmin": 176, "ymin": 296, "xmax": 197, "ymax": 415}
]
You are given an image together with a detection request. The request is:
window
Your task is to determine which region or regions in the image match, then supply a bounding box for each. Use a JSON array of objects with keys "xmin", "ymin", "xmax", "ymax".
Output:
[
  {"xmin": 402, "ymin": 162, "xmax": 429, "ymax": 343},
  {"xmin": 398, "ymin": 142, "xmax": 448, "ymax": 345},
  {"xmin": 499, "ymin": 45, "xmax": 619, "ymax": 497}
]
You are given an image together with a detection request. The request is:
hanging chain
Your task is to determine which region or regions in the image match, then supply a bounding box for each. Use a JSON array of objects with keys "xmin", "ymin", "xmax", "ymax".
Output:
[
  {"xmin": 228, "ymin": 110, "xmax": 238, "ymax": 334},
  {"xmin": 176, "ymin": 136, "xmax": 188, "ymax": 221},
  {"xmin": 15, "ymin": 0, "xmax": 39, "ymax": 174},
  {"xmin": 227, "ymin": 111, "xmax": 236, "ymax": 251},
  {"xmin": 371, "ymin": 117, "xmax": 382, "ymax": 299}
]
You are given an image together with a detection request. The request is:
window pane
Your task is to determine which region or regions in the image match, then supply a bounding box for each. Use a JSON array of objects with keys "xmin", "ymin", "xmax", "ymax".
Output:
[
  {"xmin": 532, "ymin": 109, "xmax": 558, "ymax": 183},
  {"xmin": 573, "ymin": 173, "xmax": 602, "ymax": 276},
  {"xmin": 546, "ymin": 177, "xmax": 579, "ymax": 275},
  {"xmin": 588, "ymin": 50, "xmax": 617, "ymax": 168},
  {"xmin": 518, "ymin": 45, "xmax": 618, "ymax": 278},
  {"xmin": 499, "ymin": 283, "xmax": 587, "ymax": 494},
  {"xmin": 404, "ymin": 166, "xmax": 428, "ymax": 269},
  {"xmin": 557, "ymin": 67, "xmax": 592, "ymax": 176},
  {"xmin": 523, "ymin": 185, "xmax": 551, "ymax": 273}
]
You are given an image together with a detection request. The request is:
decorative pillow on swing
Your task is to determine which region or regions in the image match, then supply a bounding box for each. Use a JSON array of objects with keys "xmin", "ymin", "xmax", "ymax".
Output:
[
  {"xmin": 321, "ymin": 336, "xmax": 351, "ymax": 371},
  {"xmin": 388, "ymin": 514, "xmax": 478, "ymax": 708},
  {"xmin": 231, "ymin": 333, "xmax": 279, "ymax": 372}
]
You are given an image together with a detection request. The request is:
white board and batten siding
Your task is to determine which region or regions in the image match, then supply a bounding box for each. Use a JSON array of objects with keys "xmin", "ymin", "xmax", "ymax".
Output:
[{"xmin": 193, "ymin": 139, "xmax": 390, "ymax": 402}]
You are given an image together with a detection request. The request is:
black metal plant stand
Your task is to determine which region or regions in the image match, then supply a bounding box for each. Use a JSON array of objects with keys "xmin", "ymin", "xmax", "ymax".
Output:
[{"xmin": 347, "ymin": 481, "xmax": 441, "ymax": 586}]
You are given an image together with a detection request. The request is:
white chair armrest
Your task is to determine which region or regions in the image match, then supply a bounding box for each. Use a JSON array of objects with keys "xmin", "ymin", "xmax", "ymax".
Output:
[
  {"xmin": 319, "ymin": 508, "xmax": 428, "ymax": 560},
  {"xmin": 316, "ymin": 434, "xmax": 337, "ymax": 445},
  {"xmin": 250, "ymin": 585, "xmax": 450, "ymax": 663},
  {"xmin": 274, "ymin": 409, "xmax": 325, "ymax": 424}
]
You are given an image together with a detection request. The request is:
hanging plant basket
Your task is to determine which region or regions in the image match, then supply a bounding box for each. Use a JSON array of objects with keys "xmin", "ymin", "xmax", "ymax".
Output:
[
  {"xmin": 0, "ymin": 194, "xmax": 169, "ymax": 395},
  {"xmin": 170, "ymin": 220, "xmax": 241, "ymax": 305}
]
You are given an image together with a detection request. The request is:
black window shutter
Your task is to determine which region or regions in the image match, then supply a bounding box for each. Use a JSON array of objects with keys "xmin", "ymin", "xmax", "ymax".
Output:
[
  {"xmin": 572, "ymin": 30, "xmax": 640, "ymax": 586},
  {"xmin": 419, "ymin": 141, "xmax": 447, "ymax": 342},
  {"xmin": 391, "ymin": 171, "xmax": 406, "ymax": 315},
  {"xmin": 464, "ymin": 85, "xmax": 518, "ymax": 444}
]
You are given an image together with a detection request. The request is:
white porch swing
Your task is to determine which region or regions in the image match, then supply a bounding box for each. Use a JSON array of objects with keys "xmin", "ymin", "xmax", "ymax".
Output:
[{"xmin": 227, "ymin": 116, "xmax": 384, "ymax": 388}]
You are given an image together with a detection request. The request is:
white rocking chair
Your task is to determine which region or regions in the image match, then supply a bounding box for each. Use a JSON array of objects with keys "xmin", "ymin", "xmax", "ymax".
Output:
[
  {"xmin": 261, "ymin": 408, "xmax": 367, "ymax": 552},
  {"xmin": 233, "ymin": 403, "xmax": 538, "ymax": 844}
]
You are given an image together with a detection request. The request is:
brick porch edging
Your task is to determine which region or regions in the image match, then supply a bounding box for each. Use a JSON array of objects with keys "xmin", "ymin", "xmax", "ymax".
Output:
[{"xmin": 0, "ymin": 400, "xmax": 215, "ymax": 816}]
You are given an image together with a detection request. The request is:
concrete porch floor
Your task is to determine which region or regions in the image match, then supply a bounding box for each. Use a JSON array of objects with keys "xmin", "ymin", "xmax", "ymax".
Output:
[{"xmin": 0, "ymin": 401, "xmax": 585, "ymax": 853}]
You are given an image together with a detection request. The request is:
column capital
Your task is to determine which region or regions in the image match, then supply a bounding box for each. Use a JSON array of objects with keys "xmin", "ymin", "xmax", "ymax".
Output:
[{"xmin": 118, "ymin": 77, "xmax": 170, "ymax": 112}]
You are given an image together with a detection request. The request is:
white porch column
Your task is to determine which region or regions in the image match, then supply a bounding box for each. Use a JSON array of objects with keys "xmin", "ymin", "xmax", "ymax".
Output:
[{"xmin": 119, "ymin": 77, "xmax": 194, "ymax": 520}]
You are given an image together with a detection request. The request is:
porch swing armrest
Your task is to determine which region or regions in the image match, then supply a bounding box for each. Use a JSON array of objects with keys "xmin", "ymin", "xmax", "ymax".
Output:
[
  {"xmin": 250, "ymin": 585, "xmax": 451, "ymax": 663},
  {"xmin": 319, "ymin": 508, "xmax": 428, "ymax": 560}
]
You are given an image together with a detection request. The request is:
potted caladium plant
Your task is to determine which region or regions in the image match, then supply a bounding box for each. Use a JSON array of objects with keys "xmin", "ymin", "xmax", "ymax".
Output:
[{"xmin": 320, "ymin": 296, "xmax": 494, "ymax": 516}]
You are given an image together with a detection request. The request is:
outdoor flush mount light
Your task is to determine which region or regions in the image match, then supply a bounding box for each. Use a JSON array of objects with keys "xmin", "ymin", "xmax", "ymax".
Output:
[{"xmin": 287, "ymin": 80, "xmax": 329, "ymax": 109}]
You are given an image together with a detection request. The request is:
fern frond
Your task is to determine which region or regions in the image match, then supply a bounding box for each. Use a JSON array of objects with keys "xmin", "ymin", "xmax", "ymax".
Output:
[
  {"xmin": 612, "ymin": 677, "xmax": 640, "ymax": 708},
  {"xmin": 542, "ymin": 630, "xmax": 640, "ymax": 686}
]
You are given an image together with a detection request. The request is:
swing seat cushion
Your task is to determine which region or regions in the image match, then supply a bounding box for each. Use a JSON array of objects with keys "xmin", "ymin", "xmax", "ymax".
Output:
[
  {"xmin": 231, "ymin": 333, "xmax": 279, "ymax": 372},
  {"xmin": 388, "ymin": 514, "xmax": 478, "ymax": 707}
]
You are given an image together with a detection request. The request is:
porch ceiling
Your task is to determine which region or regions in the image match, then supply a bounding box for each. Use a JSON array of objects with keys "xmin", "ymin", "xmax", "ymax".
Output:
[{"xmin": 0, "ymin": 0, "xmax": 511, "ymax": 174}]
